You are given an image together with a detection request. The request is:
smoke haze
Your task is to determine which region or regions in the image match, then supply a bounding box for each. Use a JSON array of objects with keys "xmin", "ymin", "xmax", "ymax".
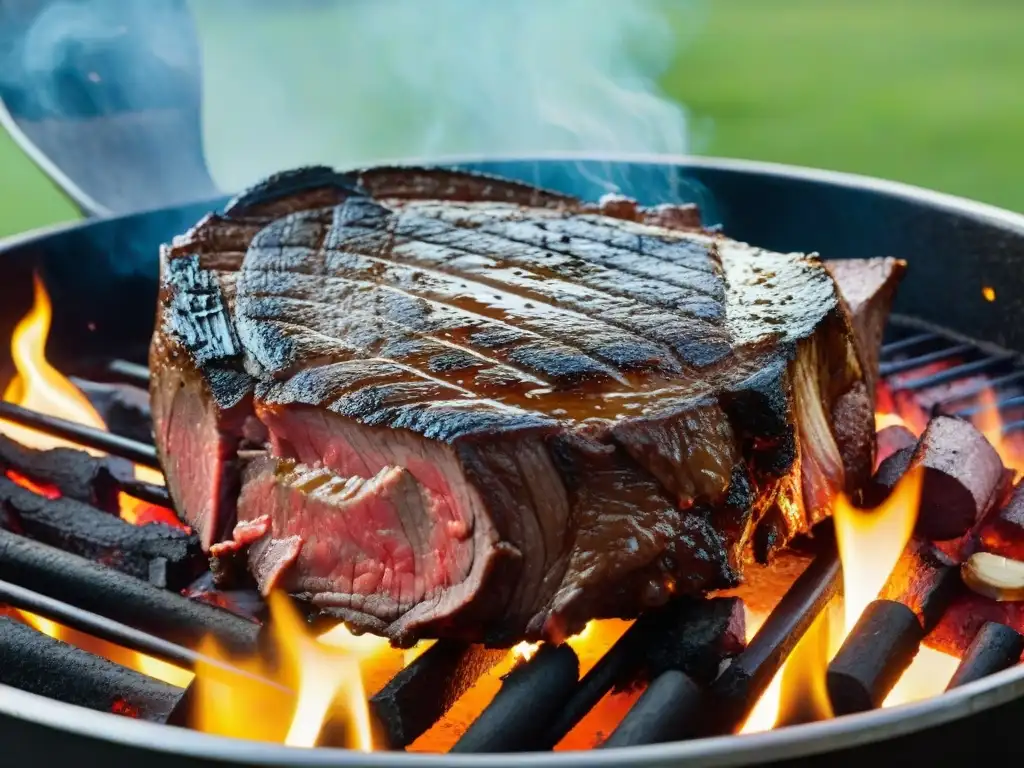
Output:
[{"xmin": 194, "ymin": 0, "xmax": 697, "ymax": 192}]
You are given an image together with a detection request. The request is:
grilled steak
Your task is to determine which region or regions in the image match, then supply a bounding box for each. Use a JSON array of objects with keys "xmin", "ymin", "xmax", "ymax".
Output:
[{"xmin": 151, "ymin": 166, "xmax": 903, "ymax": 645}]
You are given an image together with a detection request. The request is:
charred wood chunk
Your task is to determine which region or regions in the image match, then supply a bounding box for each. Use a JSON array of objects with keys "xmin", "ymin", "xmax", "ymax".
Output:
[
  {"xmin": 0, "ymin": 433, "xmax": 130, "ymax": 514},
  {"xmin": 633, "ymin": 596, "xmax": 746, "ymax": 685},
  {"xmin": 368, "ymin": 641, "xmax": 506, "ymax": 750},
  {"xmin": 0, "ymin": 616, "xmax": 184, "ymax": 722},
  {"xmin": 874, "ymin": 424, "xmax": 917, "ymax": 469},
  {"xmin": 0, "ymin": 476, "xmax": 202, "ymax": 590},
  {"xmin": 450, "ymin": 644, "xmax": 580, "ymax": 753},
  {"xmin": 601, "ymin": 669, "xmax": 703, "ymax": 747},
  {"xmin": 879, "ymin": 538, "xmax": 962, "ymax": 632},
  {"xmin": 868, "ymin": 417, "xmax": 1005, "ymax": 540},
  {"xmin": 0, "ymin": 530, "xmax": 260, "ymax": 654},
  {"xmin": 74, "ymin": 378, "xmax": 154, "ymax": 445},
  {"xmin": 979, "ymin": 481, "xmax": 1024, "ymax": 561},
  {"xmin": 946, "ymin": 622, "xmax": 1024, "ymax": 690},
  {"xmin": 827, "ymin": 599, "xmax": 923, "ymax": 715},
  {"xmin": 540, "ymin": 597, "xmax": 745, "ymax": 750}
]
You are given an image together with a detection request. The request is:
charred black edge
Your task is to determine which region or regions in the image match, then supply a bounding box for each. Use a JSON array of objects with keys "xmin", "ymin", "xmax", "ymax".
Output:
[
  {"xmin": 0, "ymin": 432, "xmax": 126, "ymax": 513},
  {"xmin": 355, "ymin": 165, "xmax": 579, "ymax": 207},
  {"xmin": 0, "ymin": 616, "xmax": 185, "ymax": 724},
  {"xmin": 224, "ymin": 166, "xmax": 361, "ymax": 215},
  {"xmin": 0, "ymin": 476, "xmax": 203, "ymax": 590}
]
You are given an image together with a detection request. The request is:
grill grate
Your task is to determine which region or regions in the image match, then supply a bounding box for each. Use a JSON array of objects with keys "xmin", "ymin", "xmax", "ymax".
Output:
[{"xmin": 0, "ymin": 324, "xmax": 1021, "ymax": 751}]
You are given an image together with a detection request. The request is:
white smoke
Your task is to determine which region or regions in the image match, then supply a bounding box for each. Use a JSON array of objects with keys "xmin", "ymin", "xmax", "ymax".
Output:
[{"xmin": 194, "ymin": 0, "xmax": 699, "ymax": 193}]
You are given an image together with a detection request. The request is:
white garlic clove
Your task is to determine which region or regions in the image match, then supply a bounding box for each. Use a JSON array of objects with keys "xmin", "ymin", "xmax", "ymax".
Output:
[{"xmin": 962, "ymin": 552, "xmax": 1024, "ymax": 602}]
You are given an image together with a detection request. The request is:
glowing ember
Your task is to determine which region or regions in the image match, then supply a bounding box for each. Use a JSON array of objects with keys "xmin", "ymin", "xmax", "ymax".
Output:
[
  {"xmin": 983, "ymin": 286, "xmax": 997, "ymax": 302},
  {"xmin": 970, "ymin": 388, "xmax": 1024, "ymax": 476}
]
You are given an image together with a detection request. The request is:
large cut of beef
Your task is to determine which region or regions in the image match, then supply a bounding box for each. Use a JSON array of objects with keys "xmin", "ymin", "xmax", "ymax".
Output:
[{"xmin": 150, "ymin": 166, "xmax": 904, "ymax": 645}]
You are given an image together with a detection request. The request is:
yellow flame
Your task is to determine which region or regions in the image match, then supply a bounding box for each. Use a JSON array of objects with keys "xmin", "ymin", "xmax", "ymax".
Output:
[
  {"xmin": 874, "ymin": 412, "xmax": 910, "ymax": 432},
  {"xmin": 0, "ymin": 275, "xmax": 183, "ymax": 684},
  {"xmin": 2, "ymin": 275, "xmax": 106, "ymax": 449},
  {"xmin": 193, "ymin": 593, "xmax": 388, "ymax": 749},
  {"xmin": 513, "ymin": 641, "xmax": 539, "ymax": 661},
  {"xmin": 834, "ymin": 466, "xmax": 924, "ymax": 635},
  {"xmin": 738, "ymin": 610, "xmax": 779, "ymax": 734}
]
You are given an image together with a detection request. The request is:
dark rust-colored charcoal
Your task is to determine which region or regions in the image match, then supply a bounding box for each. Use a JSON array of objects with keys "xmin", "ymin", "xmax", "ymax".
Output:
[
  {"xmin": 0, "ymin": 401, "xmax": 159, "ymax": 468},
  {"xmin": 879, "ymin": 538, "xmax": 963, "ymax": 631},
  {"xmin": 874, "ymin": 423, "xmax": 917, "ymax": 469},
  {"xmin": 978, "ymin": 481, "xmax": 1024, "ymax": 561},
  {"xmin": 827, "ymin": 600, "xmax": 924, "ymax": 715},
  {"xmin": 910, "ymin": 416, "xmax": 1005, "ymax": 540},
  {"xmin": 865, "ymin": 446, "xmax": 914, "ymax": 505},
  {"xmin": 0, "ymin": 616, "xmax": 185, "ymax": 723},
  {"xmin": 540, "ymin": 597, "xmax": 744, "ymax": 749},
  {"xmin": 601, "ymin": 670, "xmax": 703, "ymax": 748},
  {"xmin": 0, "ymin": 530, "xmax": 260, "ymax": 654},
  {"xmin": 0, "ymin": 476, "xmax": 202, "ymax": 589},
  {"xmin": 946, "ymin": 622, "xmax": 1024, "ymax": 690},
  {"xmin": 866, "ymin": 417, "xmax": 1005, "ymax": 540},
  {"xmin": 369, "ymin": 641, "xmax": 506, "ymax": 750},
  {"xmin": 0, "ymin": 431, "xmax": 169, "ymax": 508},
  {"xmin": 707, "ymin": 546, "xmax": 841, "ymax": 734},
  {"xmin": 74, "ymin": 377, "xmax": 154, "ymax": 445},
  {"xmin": 151, "ymin": 165, "xmax": 903, "ymax": 644},
  {"xmin": 450, "ymin": 643, "xmax": 580, "ymax": 753},
  {"xmin": 0, "ymin": 432, "xmax": 129, "ymax": 513}
]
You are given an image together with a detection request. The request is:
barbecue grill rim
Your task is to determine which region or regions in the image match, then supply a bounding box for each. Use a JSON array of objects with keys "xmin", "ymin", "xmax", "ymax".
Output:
[
  {"xmin": 0, "ymin": 659, "xmax": 1021, "ymax": 766},
  {"xmin": 1, "ymin": 154, "xmax": 1024, "ymax": 764}
]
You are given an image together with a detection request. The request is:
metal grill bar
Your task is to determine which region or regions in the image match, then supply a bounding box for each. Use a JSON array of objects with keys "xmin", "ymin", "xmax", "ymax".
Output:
[
  {"xmin": 103, "ymin": 360, "xmax": 151, "ymax": 389},
  {"xmin": 933, "ymin": 369, "xmax": 1024, "ymax": 410},
  {"xmin": 0, "ymin": 578, "xmax": 285, "ymax": 695},
  {"xmin": 0, "ymin": 402, "xmax": 159, "ymax": 468},
  {"xmin": 955, "ymin": 394, "xmax": 1024, "ymax": 419},
  {"xmin": 891, "ymin": 354, "xmax": 1016, "ymax": 392},
  {"xmin": 705, "ymin": 546, "xmax": 841, "ymax": 735},
  {"xmin": 880, "ymin": 332, "xmax": 940, "ymax": 356},
  {"xmin": 877, "ymin": 343, "xmax": 975, "ymax": 377}
]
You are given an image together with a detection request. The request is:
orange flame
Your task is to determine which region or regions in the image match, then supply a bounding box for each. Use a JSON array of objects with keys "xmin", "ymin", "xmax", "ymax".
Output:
[
  {"xmin": 0, "ymin": 275, "xmax": 188, "ymax": 685},
  {"xmin": 191, "ymin": 594, "xmax": 403, "ymax": 748}
]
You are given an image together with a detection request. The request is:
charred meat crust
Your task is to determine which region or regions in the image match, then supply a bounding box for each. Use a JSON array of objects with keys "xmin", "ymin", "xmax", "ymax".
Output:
[{"xmin": 152, "ymin": 165, "xmax": 898, "ymax": 644}]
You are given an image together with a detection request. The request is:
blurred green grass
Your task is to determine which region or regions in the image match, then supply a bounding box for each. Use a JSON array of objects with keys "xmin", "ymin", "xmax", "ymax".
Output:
[{"xmin": 0, "ymin": 0, "xmax": 1021, "ymax": 238}]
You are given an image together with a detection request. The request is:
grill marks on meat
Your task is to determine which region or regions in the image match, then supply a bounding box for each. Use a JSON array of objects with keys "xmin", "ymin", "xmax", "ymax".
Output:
[{"xmin": 152, "ymin": 165, "xmax": 899, "ymax": 644}]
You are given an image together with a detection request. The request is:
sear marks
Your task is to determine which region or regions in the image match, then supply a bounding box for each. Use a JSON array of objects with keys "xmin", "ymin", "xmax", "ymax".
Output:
[{"xmin": 152, "ymin": 165, "xmax": 903, "ymax": 644}]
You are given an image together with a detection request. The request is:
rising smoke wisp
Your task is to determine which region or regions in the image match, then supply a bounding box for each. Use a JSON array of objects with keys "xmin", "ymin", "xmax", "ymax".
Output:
[{"xmin": 195, "ymin": 0, "xmax": 697, "ymax": 192}]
